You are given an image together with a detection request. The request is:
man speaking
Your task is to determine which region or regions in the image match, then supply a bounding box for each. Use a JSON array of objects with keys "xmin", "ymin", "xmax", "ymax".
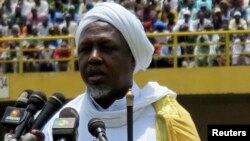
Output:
[{"xmin": 42, "ymin": 2, "xmax": 200, "ymax": 141}]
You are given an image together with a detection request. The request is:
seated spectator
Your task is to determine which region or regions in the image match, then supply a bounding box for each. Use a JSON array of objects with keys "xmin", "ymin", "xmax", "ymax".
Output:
[
  {"xmin": 47, "ymin": 26, "xmax": 61, "ymax": 48},
  {"xmin": 59, "ymin": 14, "xmax": 77, "ymax": 35},
  {"xmin": 4, "ymin": 25, "xmax": 22, "ymax": 73},
  {"xmin": 231, "ymin": 33, "xmax": 248, "ymax": 65},
  {"xmin": 158, "ymin": 1, "xmax": 178, "ymax": 27},
  {"xmin": 219, "ymin": 0, "xmax": 231, "ymax": 22},
  {"xmin": 1, "ymin": 0, "xmax": 15, "ymax": 15},
  {"xmin": 0, "ymin": 28, "xmax": 8, "ymax": 73},
  {"xmin": 22, "ymin": 43, "xmax": 40, "ymax": 72},
  {"xmin": 54, "ymin": 41, "xmax": 71, "ymax": 71},
  {"xmin": 178, "ymin": 0, "xmax": 198, "ymax": 20},
  {"xmin": 215, "ymin": 35, "xmax": 226, "ymax": 66},
  {"xmin": 180, "ymin": 37, "xmax": 195, "ymax": 68},
  {"xmin": 228, "ymin": 0, "xmax": 246, "ymax": 19},
  {"xmin": 71, "ymin": 0, "xmax": 87, "ymax": 17},
  {"xmin": 195, "ymin": 0, "xmax": 212, "ymax": 11},
  {"xmin": 166, "ymin": 10, "xmax": 176, "ymax": 31},
  {"xmin": 204, "ymin": 24, "xmax": 220, "ymax": 66},
  {"xmin": 173, "ymin": 9, "xmax": 194, "ymax": 32},
  {"xmin": 228, "ymin": 11, "xmax": 247, "ymax": 30},
  {"xmin": 30, "ymin": 0, "xmax": 49, "ymax": 18},
  {"xmin": 153, "ymin": 20, "xmax": 170, "ymax": 48},
  {"xmin": 159, "ymin": 37, "xmax": 181, "ymax": 68},
  {"xmin": 243, "ymin": 35, "xmax": 250, "ymax": 65},
  {"xmin": 194, "ymin": 35, "xmax": 210, "ymax": 67},
  {"xmin": 212, "ymin": 7, "xmax": 224, "ymax": 30},
  {"xmin": 246, "ymin": 2, "xmax": 250, "ymax": 29},
  {"xmin": 36, "ymin": 16, "xmax": 52, "ymax": 36},
  {"xmin": 141, "ymin": 5, "xmax": 157, "ymax": 32},
  {"xmin": 47, "ymin": 6, "xmax": 65, "ymax": 24},
  {"xmin": 68, "ymin": 5, "xmax": 81, "ymax": 23},
  {"xmin": 197, "ymin": 1, "xmax": 212, "ymax": 19},
  {"xmin": 160, "ymin": 0, "xmax": 178, "ymax": 11},
  {"xmin": 27, "ymin": 7, "xmax": 44, "ymax": 26},
  {"xmin": 8, "ymin": 4, "xmax": 27, "ymax": 30},
  {"xmin": 0, "ymin": 14, "xmax": 10, "ymax": 36},
  {"xmin": 152, "ymin": 20, "xmax": 168, "ymax": 52},
  {"xmin": 174, "ymin": 23, "xmax": 193, "ymax": 68},
  {"xmin": 18, "ymin": 0, "xmax": 32, "ymax": 16},
  {"xmin": 38, "ymin": 41, "xmax": 58, "ymax": 72},
  {"xmin": 192, "ymin": 11, "xmax": 212, "ymax": 31}
]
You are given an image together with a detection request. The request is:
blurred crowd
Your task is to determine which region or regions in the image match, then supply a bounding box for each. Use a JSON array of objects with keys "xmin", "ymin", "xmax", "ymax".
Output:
[{"xmin": 0, "ymin": 0, "xmax": 250, "ymax": 73}]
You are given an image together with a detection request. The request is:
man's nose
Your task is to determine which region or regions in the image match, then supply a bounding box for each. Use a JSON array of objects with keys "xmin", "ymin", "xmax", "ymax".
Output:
[{"xmin": 88, "ymin": 48, "xmax": 102, "ymax": 64}]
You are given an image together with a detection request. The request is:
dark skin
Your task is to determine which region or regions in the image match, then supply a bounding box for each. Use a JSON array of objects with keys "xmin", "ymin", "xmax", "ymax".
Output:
[{"xmin": 78, "ymin": 21, "xmax": 135, "ymax": 109}]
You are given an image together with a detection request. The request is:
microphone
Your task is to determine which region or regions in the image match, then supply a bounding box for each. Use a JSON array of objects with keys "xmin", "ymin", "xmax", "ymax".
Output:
[
  {"xmin": 21, "ymin": 130, "xmax": 45, "ymax": 141},
  {"xmin": 1, "ymin": 89, "xmax": 34, "ymax": 130},
  {"xmin": 52, "ymin": 107, "xmax": 79, "ymax": 141},
  {"xmin": 88, "ymin": 118, "xmax": 108, "ymax": 141},
  {"xmin": 31, "ymin": 92, "xmax": 66, "ymax": 130},
  {"xmin": 13, "ymin": 91, "xmax": 47, "ymax": 140},
  {"xmin": 14, "ymin": 89, "xmax": 34, "ymax": 108}
]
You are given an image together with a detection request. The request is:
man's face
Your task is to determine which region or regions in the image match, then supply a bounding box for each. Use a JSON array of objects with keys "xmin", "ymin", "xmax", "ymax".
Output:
[
  {"xmin": 78, "ymin": 21, "xmax": 135, "ymax": 104},
  {"xmin": 184, "ymin": 14, "xmax": 190, "ymax": 21},
  {"xmin": 235, "ymin": 15, "xmax": 241, "ymax": 21}
]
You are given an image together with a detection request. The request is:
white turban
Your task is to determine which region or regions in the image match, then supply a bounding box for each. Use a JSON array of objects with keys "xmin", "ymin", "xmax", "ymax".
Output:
[{"xmin": 75, "ymin": 2, "xmax": 154, "ymax": 74}]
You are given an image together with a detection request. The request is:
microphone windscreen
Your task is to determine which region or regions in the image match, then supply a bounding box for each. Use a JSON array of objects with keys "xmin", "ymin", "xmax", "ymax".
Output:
[
  {"xmin": 50, "ymin": 92, "xmax": 66, "ymax": 106},
  {"xmin": 59, "ymin": 107, "xmax": 79, "ymax": 118},
  {"xmin": 27, "ymin": 91, "xmax": 47, "ymax": 113},
  {"xmin": 88, "ymin": 118, "xmax": 106, "ymax": 137},
  {"xmin": 14, "ymin": 89, "xmax": 34, "ymax": 108}
]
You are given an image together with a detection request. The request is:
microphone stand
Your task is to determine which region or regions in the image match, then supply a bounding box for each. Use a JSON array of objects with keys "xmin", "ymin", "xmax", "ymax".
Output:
[{"xmin": 126, "ymin": 89, "xmax": 134, "ymax": 141}]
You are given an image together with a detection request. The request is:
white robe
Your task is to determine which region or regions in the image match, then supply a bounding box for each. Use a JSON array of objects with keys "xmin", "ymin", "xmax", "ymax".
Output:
[{"xmin": 42, "ymin": 81, "xmax": 176, "ymax": 141}]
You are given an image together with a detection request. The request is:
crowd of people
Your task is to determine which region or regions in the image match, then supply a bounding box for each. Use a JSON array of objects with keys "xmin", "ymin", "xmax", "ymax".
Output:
[
  {"xmin": 0, "ymin": 0, "xmax": 250, "ymax": 73},
  {"xmin": 143, "ymin": 0, "xmax": 250, "ymax": 68}
]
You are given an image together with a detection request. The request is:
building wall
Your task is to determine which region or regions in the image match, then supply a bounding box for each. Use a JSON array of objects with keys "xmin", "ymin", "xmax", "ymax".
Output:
[{"xmin": 1, "ymin": 66, "xmax": 250, "ymax": 102}]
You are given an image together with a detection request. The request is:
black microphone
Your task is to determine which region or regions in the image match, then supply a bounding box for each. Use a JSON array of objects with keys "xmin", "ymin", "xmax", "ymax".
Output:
[
  {"xmin": 13, "ymin": 91, "xmax": 47, "ymax": 140},
  {"xmin": 52, "ymin": 107, "xmax": 79, "ymax": 141},
  {"xmin": 31, "ymin": 92, "xmax": 66, "ymax": 131},
  {"xmin": 14, "ymin": 89, "xmax": 34, "ymax": 108},
  {"xmin": 88, "ymin": 118, "xmax": 108, "ymax": 141},
  {"xmin": 1, "ymin": 89, "xmax": 34, "ymax": 130}
]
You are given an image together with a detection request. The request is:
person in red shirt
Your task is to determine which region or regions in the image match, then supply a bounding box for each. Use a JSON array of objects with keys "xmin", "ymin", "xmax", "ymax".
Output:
[{"xmin": 54, "ymin": 41, "xmax": 71, "ymax": 71}]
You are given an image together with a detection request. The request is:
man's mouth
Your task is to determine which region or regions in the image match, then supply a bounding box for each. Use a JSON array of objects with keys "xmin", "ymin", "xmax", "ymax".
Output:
[
  {"xmin": 86, "ymin": 69, "xmax": 106, "ymax": 84},
  {"xmin": 88, "ymin": 74, "xmax": 105, "ymax": 81}
]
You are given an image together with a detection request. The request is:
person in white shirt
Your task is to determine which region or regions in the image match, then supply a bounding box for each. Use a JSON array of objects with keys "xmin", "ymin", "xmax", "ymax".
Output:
[
  {"xmin": 42, "ymin": 2, "xmax": 200, "ymax": 141},
  {"xmin": 231, "ymin": 34, "xmax": 248, "ymax": 65},
  {"xmin": 228, "ymin": 11, "xmax": 248, "ymax": 30},
  {"xmin": 192, "ymin": 11, "xmax": 212, "ymax": 31},
  {"xmin": 59, "ymin": 14, "xmax": 77, "ymax": 35},
  {"xmin": 173, "ymin": 9, "xmax": 194, "ymax": 32},
  {"xmin": 30, "ymin": 0, "xmax": 49, "ymax": 18}
]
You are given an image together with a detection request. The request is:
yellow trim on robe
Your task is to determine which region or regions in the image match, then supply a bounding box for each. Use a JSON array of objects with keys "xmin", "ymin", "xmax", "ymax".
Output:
[{"xmin": 153, "ymin": 95, "xmax": 201, "ymax": 141}]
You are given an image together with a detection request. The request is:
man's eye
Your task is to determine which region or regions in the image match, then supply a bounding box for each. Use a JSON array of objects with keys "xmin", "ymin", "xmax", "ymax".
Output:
[
  {"xmin": 101, "ymin": 45, "xmax": 116, "ymax": 50},
  {"xmin": 78, "ymin": 46, "xmax": 91, "ymax": 53}
]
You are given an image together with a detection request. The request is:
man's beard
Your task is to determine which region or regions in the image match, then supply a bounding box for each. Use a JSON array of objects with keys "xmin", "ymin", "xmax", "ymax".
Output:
[{"xmin": 87, "ymin": 84, "xmax": 112, "ymax": 100}]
